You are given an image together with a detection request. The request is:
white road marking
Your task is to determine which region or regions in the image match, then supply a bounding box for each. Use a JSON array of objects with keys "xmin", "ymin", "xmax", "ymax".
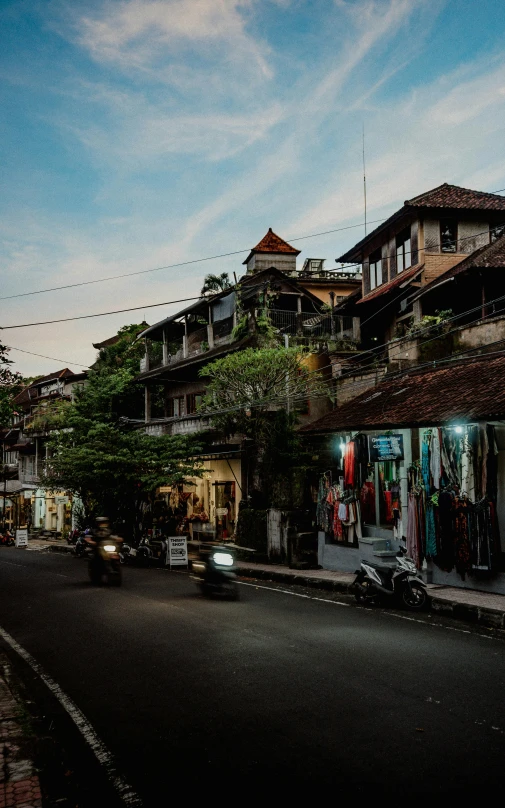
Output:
[
  {"xmin": 237, "ymin": 580, "xmax": 349, "ymax": 605},
  {"xmin": 384, "ymin": 611, "xmax": 497, "ymax": 638},
  {"xmin": 0, "ymin": 560, "xmax": 26, "ymax": 567},
  {"xmin": 0, "ymin": 625, "xmax": 143, "ymax": 806}
]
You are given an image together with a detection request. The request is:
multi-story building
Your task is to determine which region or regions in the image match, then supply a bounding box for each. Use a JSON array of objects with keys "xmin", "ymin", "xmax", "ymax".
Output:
[
  {"xmin": 1, "ymin": 368, "xmax": 87, "ymax": 534},
  {"xmin": 134, "ymin": 229, "xmax": 361, "ymax": 541}
]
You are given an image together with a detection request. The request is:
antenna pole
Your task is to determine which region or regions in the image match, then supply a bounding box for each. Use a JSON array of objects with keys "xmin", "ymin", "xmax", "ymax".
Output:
[{"xmin": 362, "ymin": 123, "xmax": 367, "ymax": 236}]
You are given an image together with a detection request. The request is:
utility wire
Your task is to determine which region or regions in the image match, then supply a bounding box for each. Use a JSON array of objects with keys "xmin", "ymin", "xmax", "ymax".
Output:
[{"xmin": 0, "ymin": 218, "xmax": 384, "ymax": 303}]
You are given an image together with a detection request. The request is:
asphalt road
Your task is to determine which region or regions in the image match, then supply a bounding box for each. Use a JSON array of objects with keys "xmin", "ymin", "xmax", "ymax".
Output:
[{"xmin": 1, "ymin": 547, "xmax": 505, "ymax": 803}]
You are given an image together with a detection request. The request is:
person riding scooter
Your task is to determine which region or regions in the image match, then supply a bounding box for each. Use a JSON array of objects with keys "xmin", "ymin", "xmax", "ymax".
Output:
[{"xmin": 86, "ymin": 517, "xmax": 123, "ymax": 586}]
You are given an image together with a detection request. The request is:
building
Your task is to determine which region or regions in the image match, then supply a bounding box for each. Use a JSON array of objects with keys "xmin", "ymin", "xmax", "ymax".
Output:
[
  {"xmin": 1, "ymin": 369, "xmax": 87, "ymax": 534},
  {"xmin": 134, "ymin": 229, "xmax": 361, "ymax": 543}
]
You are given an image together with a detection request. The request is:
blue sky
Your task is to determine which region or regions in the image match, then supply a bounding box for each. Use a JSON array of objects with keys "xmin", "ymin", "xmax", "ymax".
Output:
[{"xmin": 1, "ymin": 0, "xmax": 505, "ymax": 375}]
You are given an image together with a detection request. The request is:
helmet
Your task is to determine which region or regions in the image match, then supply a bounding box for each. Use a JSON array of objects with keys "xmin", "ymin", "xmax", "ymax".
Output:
[{"xmin": 96, "ymin": 517, "xmax": 109, "ymax": 523}]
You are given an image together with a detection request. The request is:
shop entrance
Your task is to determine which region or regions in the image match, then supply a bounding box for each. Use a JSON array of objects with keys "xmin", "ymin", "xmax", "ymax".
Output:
[
  {"xmin": 361, "ymin": 461, "xmax": 401, "ymax": 529},
  {"xmin": 213, "ymin": 481, "xmax": 236, "ymax": 540}
]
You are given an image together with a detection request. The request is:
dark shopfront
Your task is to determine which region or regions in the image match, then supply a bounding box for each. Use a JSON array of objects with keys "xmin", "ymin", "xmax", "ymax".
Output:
[{"xmin": 314, "ymin": 423, "xmax": 505, "ymax": 594}]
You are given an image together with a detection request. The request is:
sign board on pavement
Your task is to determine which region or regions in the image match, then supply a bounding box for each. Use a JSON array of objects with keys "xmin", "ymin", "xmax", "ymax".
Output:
[
  {"xmin": 368, "ymin": 434, "xmax": 404, "ymax": 462},
  {"xmin": 168, "ymin": 536, "xmax": 188, "ymax": 568},
  {"xmin": 15, "ymin": 529, "xmax": 28, "ymax": 548}
]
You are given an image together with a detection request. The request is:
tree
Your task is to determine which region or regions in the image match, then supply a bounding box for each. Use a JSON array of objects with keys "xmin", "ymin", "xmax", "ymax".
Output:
[
  {"xmin": 199, "ymin": 347, "xmax": 329, "ymax": 503},
  {"xmin": 41, "ymin": 324, "xmax": 203, "ymax": 536},
  {"xmin": 0, "ymin": 341, "xmax": 23, "ymax": 424},
  {"xmin": 200, "ymin": 272, "xmax": 232, "ymax": 296}
]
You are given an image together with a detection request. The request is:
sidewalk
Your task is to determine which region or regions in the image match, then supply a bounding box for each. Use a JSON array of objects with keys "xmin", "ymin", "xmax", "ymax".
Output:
[
  {"xmin": 0, "ymin": 657, "xmax": 42, "ymax": 808},
  {"xmin": 23, "ymin": 538, "xmax": 505, "ymax": 630},
  {"xmin": 235, "ymin": 560, "xmax": 505, "ymax": 630}
]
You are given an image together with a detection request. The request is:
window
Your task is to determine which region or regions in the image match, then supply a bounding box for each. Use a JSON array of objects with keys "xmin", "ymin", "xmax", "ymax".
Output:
[
  {"xmin": 369, "ymin": 248, "xmax": 382, "ymax": 290},
  {"xmin": 440, "ymin": 220, "xmax": 457, "ymax": 253},
  {"xmin": 167, "ymin": 396, "xmax": 185, "ymax": 417},
  {"xmin": 396, "ymin": 228, "xmax": 412, "ymax": 272},
  {"xmin": 491, "ymin": 223, "xmax": 505, "ymax": 243},
  {"xmin": 186, "ymin": 392, "xmax": 204, "ymax": 414}
]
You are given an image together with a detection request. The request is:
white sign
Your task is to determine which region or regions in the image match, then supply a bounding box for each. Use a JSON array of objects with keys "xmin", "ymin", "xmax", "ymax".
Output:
[
  {"xmin": 54, "ymin": 496, "xmax": 69, "ymax": 505},
  {"xmin": 158, "ymin": 486, "xmax": 172, "ymax": 494},
  {"xmin": 216, "ymin": 508, "xmax": 228, "ymax": 517},
  {"xmin": 15, "ymin": 529, "xmax": 28, "ymax": 547},
  {"xmin": 168, "ymin": 536, "xmax": 188, "ymax": 567}
]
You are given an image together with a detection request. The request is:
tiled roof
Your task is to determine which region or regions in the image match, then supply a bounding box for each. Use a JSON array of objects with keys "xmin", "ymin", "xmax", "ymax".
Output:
[
  {"xmin": 13, "ymin": 368, "xmax": 73, "ymax": 406},
  {"xmin": 414, "ymin": 234, "xmax": 505, "ymax": 299},
  {"xmin": 357, "ymin": 263, "xmax": 423, "ymax": 305},
  {"xmin": 407, "ymin": 183, "xmax": 505, "ymax": 211},
  {"xmin": 338, "ymin": 183, "xmax": 505, "ymax": 262},
  {"xmin": 301, "ymin": 354, "xmax": 505, "ymax": 433},
  {"xmin": 243, "ymin": 228, "xmax": 300, "ymax": 264}
]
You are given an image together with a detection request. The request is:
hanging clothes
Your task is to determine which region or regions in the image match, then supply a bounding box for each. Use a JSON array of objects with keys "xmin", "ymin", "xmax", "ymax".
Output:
[
  {"xmin": 430, "ymin": 428, "xmax": 442, "ymax": 490},
  {"xmin": 454, "ymin": 497, "xmax": 472, "ymax": 580},
  {"xmin": 344, "ymin": 441, "xmax": 356, "ymax": 488},
  {"xmin": 407, "ymin": 492, "xmax": 421, "ymax": 569},
  {"xmin": 421, "ymin": 432, "xmax": 431, "ymax": 491}
]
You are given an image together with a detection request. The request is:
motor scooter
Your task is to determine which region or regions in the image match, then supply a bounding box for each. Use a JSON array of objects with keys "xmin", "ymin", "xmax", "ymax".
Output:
[
  {"xmin": 352, "ymin": 544, "xmax": 428, "ymax": 611},
  {"xmin": 0, "ymin": 530, "xmax": 15, "ymax": 547},
  {"xmin": 191, "ymin": 543, "xmax": 239, "ymax": 600},
  {"xmin": 88, "ymin": 538, "xmax": 122, "ymax": 586}
]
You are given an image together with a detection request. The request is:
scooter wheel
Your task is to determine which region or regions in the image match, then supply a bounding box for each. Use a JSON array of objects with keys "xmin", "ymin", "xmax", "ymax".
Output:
[{"xmin": 402, "ymin": 582, "xmax": 428, "ymax": 611}]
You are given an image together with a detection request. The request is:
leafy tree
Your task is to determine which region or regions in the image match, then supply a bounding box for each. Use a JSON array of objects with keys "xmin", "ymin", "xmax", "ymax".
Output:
[
  {"xmin": 0, "ymin": 341, "xmax": 23, "ymax": 424},
  {"xmin": 199, "ymin": 347, "xmax": 329, "ymax": 503},
  {"xmin": 200, "ymin": 272, "xmax": 232, "ymax": 296},
  {"xmin": 41, "ymin": 324, "xmax": 203, "ymax": 536}
]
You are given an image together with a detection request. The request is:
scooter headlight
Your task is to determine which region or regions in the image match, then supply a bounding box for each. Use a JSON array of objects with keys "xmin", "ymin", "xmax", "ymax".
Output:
[
  {"xmin": 212, "ymin": 552, "xmax": 234, "ymax": 567},
  {"xmin": 104, "ymin": 544, "xmax": 117, "ymax": 553}
]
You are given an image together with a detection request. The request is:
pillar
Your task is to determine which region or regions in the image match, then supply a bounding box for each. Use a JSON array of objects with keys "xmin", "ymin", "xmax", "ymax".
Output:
[
  {"xmin": 144, "ymin": 386, "xmax": 151, "ymax": 424},
  {"xmin": 162, "ymin": 329, "xmax": 168, "ymax": 366},
  {"xmin": 207, "ymin": 305, "xmax": 214, "ymax": 349}
]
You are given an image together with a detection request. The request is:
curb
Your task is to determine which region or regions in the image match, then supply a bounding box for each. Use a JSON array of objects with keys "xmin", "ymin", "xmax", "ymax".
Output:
[
  {"xmin": 236, "ymin": 565, "xmax": 505, "ymax": 630},
  {"xmin": 236, "ymin": 566, "xmax": 352, "ymax": 595},
  {"xmin": 45, "ymin": 544, "xmax": 74, "ymax": 555}
]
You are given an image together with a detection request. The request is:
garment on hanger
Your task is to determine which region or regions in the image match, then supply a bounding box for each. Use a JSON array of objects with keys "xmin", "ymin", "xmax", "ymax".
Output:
[
  {"xmin": 430, "ymin": 428, "xmax": 442, "ymax": 490},
  {"xmin": 344, "ymin": 441, "xmax": 356, "ymax": 488}
]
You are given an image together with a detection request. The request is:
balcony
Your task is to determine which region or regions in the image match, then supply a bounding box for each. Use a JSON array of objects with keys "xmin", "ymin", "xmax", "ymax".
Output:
[
  {"xmin": 140, "ymin": 315, "xmax": 235, "ymax": 372},
  {"xmin": 144, "ymin": 414, "xmax": 212, "ymax": 437},
  {"xmin": 269, "ymin": 310, "xmax": 356, "ymax": 340}
]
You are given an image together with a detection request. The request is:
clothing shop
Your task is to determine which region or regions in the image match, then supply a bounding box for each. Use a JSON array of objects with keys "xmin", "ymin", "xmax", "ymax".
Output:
[
  {"xmin": 315, "ymin": 429, "xmax": 411, "ymax": 574},
  {"xmin": 303, "ymin": 352, "xmax": 505, "ymax": 594}
]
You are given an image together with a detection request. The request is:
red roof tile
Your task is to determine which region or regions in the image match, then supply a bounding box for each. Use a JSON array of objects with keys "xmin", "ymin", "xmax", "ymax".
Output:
[
  {"xmin": 338, "ymin": 184, "xmax": 505, "ymax": 262},
  {"xmin": 407, "ymin": 183, "xmax": 505, "ymax": 211},
  {"xmin": 357, "ymin": 263, "xmax": 423, "ymax": 305},
  {"xmin": 301, "ymin": 353, "xmax": 505, "ymax": 432},
  {"xmin": 243, "ymin": 228, "xmax": 300, "ymax": 264}
]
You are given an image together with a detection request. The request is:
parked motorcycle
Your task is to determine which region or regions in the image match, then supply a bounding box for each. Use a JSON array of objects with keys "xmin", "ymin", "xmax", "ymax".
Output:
[
  {"xmin": 352, "ymin": 544, "xmax": 428, "ymax": 611},
  {"xmin": 135, "ymin": 535, "xmax": 167, "ymax": 567},
  {"xmin": 74, "ymin": 534, "xmax": 90, "ymax": 558},
  {"xmin": 0, "ymin": 530, "xmax": 15, "ymax": 547},
  {"xmin": 191, "ymin": 543, "xmax": 239, "ymax": 600},
  {"xmin": 88, "ymin": 538, "xmax": 122, "ymax": 586}
]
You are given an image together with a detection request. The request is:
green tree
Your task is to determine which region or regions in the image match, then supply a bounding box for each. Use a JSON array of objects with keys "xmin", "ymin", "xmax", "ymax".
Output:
[
  {"xmin": 200, "ymin": 272, "xmax": 232, "ymax": 296},
  {"xmin": 0, "ymin": 341, "xmax": 23, "ymax": 424},
  {"xmin": 200, "ymin": 347, "xmax": 329, "ymax": 503},
  {"xmin": 41, "ymin": 324, "xmax": 203, "ymax": 536}
]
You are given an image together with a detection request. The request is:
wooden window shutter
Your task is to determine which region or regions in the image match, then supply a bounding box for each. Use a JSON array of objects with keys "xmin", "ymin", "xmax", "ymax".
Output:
[
  {"xmin": 411, "ymin": 221, "xmax": 419, "ymax": 265},
  {"xmin": 362, "ymin": 257, "xmax": 370, "ymax": 295},
  {"xmin": 389, "ymin": 236, "xmax": 397, "ymax": 279}
]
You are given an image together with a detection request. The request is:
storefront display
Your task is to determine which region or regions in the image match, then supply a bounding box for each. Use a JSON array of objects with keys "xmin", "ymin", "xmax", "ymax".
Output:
[{"xmin": 406, "ymin": 424, "xmax": 501, "ymax": 578}]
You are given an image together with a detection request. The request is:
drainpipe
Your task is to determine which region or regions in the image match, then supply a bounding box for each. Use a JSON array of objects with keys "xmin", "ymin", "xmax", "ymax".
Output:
[
  {"xmin": 162, "ymin": 328, "xmax": 168, "ymax": 366},
  {"xmin": 183, "ymin": 316, "xmax": 188, "ymax": 358},
  {"xmin": 207, "ymin": 304, "xmax": 214, "ymax": 350}
]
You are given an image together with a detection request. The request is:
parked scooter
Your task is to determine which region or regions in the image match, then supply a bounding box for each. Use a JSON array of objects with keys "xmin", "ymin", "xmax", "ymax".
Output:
[
  {"xmin": 191, "ymin": 543, "xmax": 239, "ymax": 600},
  {"xmin": 88, "ymin": 538, "xmax": 122, "ymax": 586},
  {"xmin": 74, "ymin": 533, "xmax": 90, "ymax": 558},
  {"xmin": 0, "ymin": 530, "xmax": 15, "ymax": 547},
  {"xmin": 352, "ymin": 544, "xmax": 428, "ymax": 611}
]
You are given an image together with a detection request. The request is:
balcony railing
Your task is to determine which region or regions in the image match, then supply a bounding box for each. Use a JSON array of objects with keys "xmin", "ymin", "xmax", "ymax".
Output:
[
  {"xmin": 269, "ymin": 310, "xmax": 354, "ymax": 339},
  {"xmin": 144, "ymin": 414, "xmax": 212, "ymax": 437}
]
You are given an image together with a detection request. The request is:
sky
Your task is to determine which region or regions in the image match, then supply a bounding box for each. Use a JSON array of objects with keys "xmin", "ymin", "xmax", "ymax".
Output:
[{"xmin": 1, "ymin": 0, "xmax": 505, "ymax": 377}]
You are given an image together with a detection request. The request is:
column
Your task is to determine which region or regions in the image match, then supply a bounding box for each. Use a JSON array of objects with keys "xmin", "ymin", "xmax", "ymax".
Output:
[
  {"xmin": 144, "ymin": 386, "xmax": 151, "ymax": 424},
  {"xmin": 183, "ymin": 316, "xmax": 188, "ymax": 358},
  {"xmin": 162, "ymin": 328, "xmax": 168, "ymax": 366},
  {"xmin": 207, "ymin": 305, "xmax": 214, "ymax": 349}
]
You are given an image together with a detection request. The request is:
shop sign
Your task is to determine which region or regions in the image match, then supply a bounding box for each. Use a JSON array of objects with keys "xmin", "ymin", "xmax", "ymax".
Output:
[
  {"xmin": 15, "ymin": 529, "xmax": 28, "ymax": 547},
  {"xmin": 216, "ymin": 508, "xmax": 228, "ymax": 516},
  {"xmin": 54, "ymin": 496, "xmax": 69, "ymax": 505},
  {"xmin": 168, "ymin": 536, "xmax": 188, "ymax": 567},
  {"xmin": 158, "ymin": 486, "xmax": 172, "ymax": 493},
  {"xmin": 368, "ymin": 434, "xmax": 404, "ymax": 462}
]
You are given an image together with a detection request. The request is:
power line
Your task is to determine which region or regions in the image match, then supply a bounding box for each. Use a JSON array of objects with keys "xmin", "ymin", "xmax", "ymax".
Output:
[
  {"xmin": 0, "ymin": 218, "xmax": 384, "ymax": 303},
  {"xmin": 5, "ymin": 345, "xmax": 91, "ymax": 368}
]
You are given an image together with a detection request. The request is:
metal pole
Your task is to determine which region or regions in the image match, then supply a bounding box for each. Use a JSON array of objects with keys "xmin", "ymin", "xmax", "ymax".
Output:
[{"xmin": 284, "ymin": 334, "xmax": 290, "ymax": 414}]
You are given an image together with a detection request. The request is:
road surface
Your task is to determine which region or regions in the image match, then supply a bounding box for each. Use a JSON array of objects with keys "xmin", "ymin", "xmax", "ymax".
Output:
[{"xmin": 1, "ymin": 547, "xmax": 504, "ymax": 803}]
